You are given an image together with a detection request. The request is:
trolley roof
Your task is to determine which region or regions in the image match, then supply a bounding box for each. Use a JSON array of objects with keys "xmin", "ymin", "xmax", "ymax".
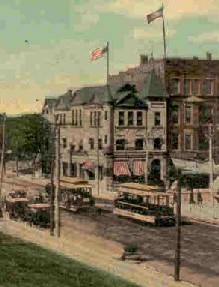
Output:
[
  {"xmin": 6, "ymin": 198, "xmax": 28, "ymax": 203},
  {"xmin": 60, "ymin": 177, "xmax": 88, "ymax": 185},
  {"xmin": 28, "ymin": 203, "xmax": 50, "ymax": 209},
  {"xmin": 117, "ymin": 183, "xmax": 166, "ymax": 197},
  {"xmin": 60, "ymin": 181, "xmax": 93, "ymax": 190}
]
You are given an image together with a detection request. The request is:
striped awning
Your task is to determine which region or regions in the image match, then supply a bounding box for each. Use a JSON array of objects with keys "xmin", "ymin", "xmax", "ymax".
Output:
[
  {"xmin": 133, "ymin": 160, "xmax": 145, "ymax": 175},
  {"xmin": 82, "ymin": 161, "xmax": 95, "ymax": 171},
  {"xmin": 114, "ymin": 161, "xmax": 131, "ymax": 176}
]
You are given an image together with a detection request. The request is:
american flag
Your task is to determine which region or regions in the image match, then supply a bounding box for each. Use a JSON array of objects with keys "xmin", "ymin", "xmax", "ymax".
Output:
[
  {"xmin": 91, "ymin": 45, "xmax": 108, "ymax": 61},
  {"xmin": 147, "ymin": 6, "xmax": 163, "ymax": 24}
]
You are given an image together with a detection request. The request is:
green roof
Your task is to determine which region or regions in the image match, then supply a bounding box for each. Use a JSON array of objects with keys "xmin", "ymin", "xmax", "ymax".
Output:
[{"xmin": 140, "ymin": 69, "xmax": 168, "ymax": 100}]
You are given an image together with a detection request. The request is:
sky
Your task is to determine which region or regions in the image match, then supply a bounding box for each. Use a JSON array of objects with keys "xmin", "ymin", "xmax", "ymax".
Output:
[{"xmin": 0, "ymin": 0, "xmax": 219, "ymax": 115}]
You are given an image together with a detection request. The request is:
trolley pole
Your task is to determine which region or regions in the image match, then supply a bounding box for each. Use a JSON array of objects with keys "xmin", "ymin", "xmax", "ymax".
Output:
[
  {"xmin": 174, "ymin": 178, "xmax": 181, "ymax": 281},
  {"xmin": 54, "ymin": 119, "xmax": 60, "ymax": 238}
]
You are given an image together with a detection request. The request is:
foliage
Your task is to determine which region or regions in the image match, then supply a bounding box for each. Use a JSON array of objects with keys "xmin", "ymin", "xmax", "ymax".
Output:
[
  {"xmin": 5, "ymin": 114, "xmax": 54, "ymax": 174},
  {"xmin": 0, "ymin": 232, "xmax": 140, "ymax": 287}
]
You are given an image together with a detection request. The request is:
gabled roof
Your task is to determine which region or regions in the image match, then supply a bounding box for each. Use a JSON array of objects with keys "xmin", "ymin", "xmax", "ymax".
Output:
[
  {"xmin": 55, "ymin": 90, "xmax": 73, "ymax": 110},
  {"xmin": 43, "ymin": 97, "xmax": 58, "ymax": 110},
  {"xmin": 72, "ymin": 85, "xmax": 114, "ymax": 105},
  {"xmin": 115, "ymin": 92, "xmax": 147, "ymax": 108},
  {"xmin": 140, "ymin": 69, "xmax": 168, "ymax": 100}
]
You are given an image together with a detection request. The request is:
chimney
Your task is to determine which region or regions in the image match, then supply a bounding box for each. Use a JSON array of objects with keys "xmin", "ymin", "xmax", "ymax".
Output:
[
  {"xmin": 206, "ymin": 52, "xmax": 212, "ymax": 60},
  {"xmin": 140, "ymin": 55, "xmax": 148, "ymax": 65}
]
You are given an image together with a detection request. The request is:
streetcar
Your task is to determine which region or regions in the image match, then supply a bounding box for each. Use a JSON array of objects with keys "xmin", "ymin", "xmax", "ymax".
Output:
[
  {"xmin": 26, "ymin": 203, "xmax": 50, "ymax": 228},
  {"xmin": 5, "ymin": 187, "xmax": 28, "ymax": 220},
  {"xmin": 114, "ymin": 183, "xmax": 175, "ymax": 226},
  {"xmin": 59, "ymin": 177, "xmax": 95, "ymax": 212}
]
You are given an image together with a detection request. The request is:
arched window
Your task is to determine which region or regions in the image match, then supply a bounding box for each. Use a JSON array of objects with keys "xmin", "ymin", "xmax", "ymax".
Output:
[{"xmin": 116, "ymin": 139, "xmax": 125, "ymax": 150}]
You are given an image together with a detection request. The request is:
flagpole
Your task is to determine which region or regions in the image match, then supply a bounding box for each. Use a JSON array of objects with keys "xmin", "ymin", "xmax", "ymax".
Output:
[
  {"xmin": 162, "ymin": 5, "xmax": 167, "ymax": 59},
  {"xmin": 106, "ymin": 41, "xmax": 110, "ymax": 84}
]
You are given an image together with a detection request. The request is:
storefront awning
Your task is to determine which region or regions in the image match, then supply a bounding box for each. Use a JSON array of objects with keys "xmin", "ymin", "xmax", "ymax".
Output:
[
  {"xmin": 114, "ymin": 161, "xmax": 131, "ymax": 176},
  {"xmin": 82, "ymin": 161, "xmax": 95, "ymax": 171},
  {"xmin": 133, "ymin": 160, "xmax": 145, "ymax": 176}
]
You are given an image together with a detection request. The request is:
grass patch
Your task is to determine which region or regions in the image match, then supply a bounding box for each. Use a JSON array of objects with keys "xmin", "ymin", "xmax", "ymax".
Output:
[{"xmin": 0, "ymin": 232, "xmax": 140, "ymax": 287}]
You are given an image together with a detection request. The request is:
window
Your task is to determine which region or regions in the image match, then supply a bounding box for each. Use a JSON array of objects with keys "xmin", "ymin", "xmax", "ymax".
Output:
[
  {"xmin": 88, "ymin": 170, "xmax": 95, "ymax": 180},
  {"xmin": 79, "ymin": 140, "xmax": 83, "ymax": 151},
  {"xmin": 172, "ymin": 132, "xmax": 178, "ymax": 150},
  {"xmin": 154, "ymin": 112, "xmax": 161, "ymax": 126},
  {"xmin": 59, "ymin": 114, "xmax": 63, "ymax": 125},
  {"xmin": 97, "ymin": 111, "xmax": 101, "ymax": 127},
  {"xmin": 184, "ymin": 134, "xmax": 192, "ymax": 150},
  {"xmin": 116, "ymin": 139, "xmax": 125, "ymax": 150},
  {"xmin": 118, "ymin": 111, "xmax": 125, "ymax": 126},
  {"xmin": 63, "ymin": 114, "xmax": 66, "ymax": 125},
  {"xmin": 99, "ymin": 166, "xmax": 103, "ymax": 180},
  {"xmin": 154, "ymin": 138, "xmax": 162, "ymax": 150},
  {"xmin": 104, "ymin": 135, "xmax": 107, "ymax": 144},
  {"xmin": 128, "ymin": 111, "xmax": 134, "ymax": 126},
  {"xmin": 170, "ymin": 78, "xmax": 180, "ymax": 94},
  {"xmin": 72, "ymin": 110, "xmax": 74, "ymax": 125},
  {"xmin": 89, "ymin": 138, "xmax": 94, "ymax": 150},
  {"xmin": 79, "ymin": 110, "xmax": 82, "ymax": 126},
  {"xmin": 137, "ymin": 111, "xmax": 143, "ymax": 126},
  {"xmin": 104, "ymin": 111, "xmax": 108, "ymax": 120},
  {"xmin": 199, "ymin": 105, "xmax": 213, "ymax": 123},
  {"xmin": 62, "ymin": 138, "xmax": 67, "ymax": 149},
  {"xmin": 171, "ymin": 105, "xmax": 179, "ymax": 124},
  {"xmin": 75, "ymin": 110, "xmax": 78, "ymax": 126},
  {"xmin": 135, "ymin": 138, "xmax": 144, "ymax": 150},
  {"xmin": 98, "ymin": 138, "xmax": 102, "ymax": 150},
  {"xmin": 185, "ymin": 105, "xmax": 192, "ymax": 124},
  {"xmin": 203, "ymin": 79, "xmax": 213, "ymax": 95},
  {"xmin": 62, "ymin": 162, "xmax": 68, "ymax": 176},
  {"xmin": 90, "ymin": 112, "xmax": 93, "ymax": 127},
  {"xmin": 184, "ymin": 79, "xmax": 191, "ymax": 95},
  {"xmin": 192, "ymin": 79, "xmax": 199, "ymax": 95}
]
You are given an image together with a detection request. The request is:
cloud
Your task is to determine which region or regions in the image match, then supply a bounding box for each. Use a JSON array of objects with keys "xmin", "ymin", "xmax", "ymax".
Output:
[
  {"xmin": 133, "ymin": 27, "xmax": 176, "ymax": 40},
  {"xmin": 188, "ymin": 31, "xmax": 219, "ymax": 43},
  {"xmin": 100, "ymin": 0, "xmax": 219, "ymax": 21}
]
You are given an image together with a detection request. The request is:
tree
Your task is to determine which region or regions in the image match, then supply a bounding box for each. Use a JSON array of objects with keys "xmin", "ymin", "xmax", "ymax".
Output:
[{"xmin": 6, "ymin": 114, "xmax": 54, "ymax": 176}]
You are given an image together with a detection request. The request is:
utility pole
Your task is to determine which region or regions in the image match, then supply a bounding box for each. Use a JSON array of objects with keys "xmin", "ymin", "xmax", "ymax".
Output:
[
  {"xmin": 54, "ymin": 118, "xmax": 60, "ymax": 237},
  {"xmin": 209, "ymin": 123, "xmax": 214, "ymax": 187},
  {"xmin": 0, "ymin": 113, "xmax": 6, "ymax": 217},
  {"xmin": 50, "ymin": 126, "xmax": 55, "ymax": 236},
  {"xmin": 174, "ymin": 177, "xmax": 181, "ymax": 281}
]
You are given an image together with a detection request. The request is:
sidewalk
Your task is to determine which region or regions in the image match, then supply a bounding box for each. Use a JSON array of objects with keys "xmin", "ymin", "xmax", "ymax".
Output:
[{"xmin": 0, "ymin": 217, "xmax": 196, "ymax": 287}]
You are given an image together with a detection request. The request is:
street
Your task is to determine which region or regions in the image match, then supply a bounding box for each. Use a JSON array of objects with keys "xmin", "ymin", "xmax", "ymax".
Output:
[{"xmin": 61, "ymin": 209, "xmax": 219, "ymax": 287}]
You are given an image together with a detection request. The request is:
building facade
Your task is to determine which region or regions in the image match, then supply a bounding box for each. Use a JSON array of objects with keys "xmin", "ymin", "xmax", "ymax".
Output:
[{"xmin": 42, "ymin": 70, "xmax": 168, "ymax": 192}]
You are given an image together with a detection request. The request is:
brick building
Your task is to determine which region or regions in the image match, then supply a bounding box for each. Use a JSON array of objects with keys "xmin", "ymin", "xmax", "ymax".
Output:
[{"xmin": 109, "ymin": 53, "xmax": 219, "ymax": 171}]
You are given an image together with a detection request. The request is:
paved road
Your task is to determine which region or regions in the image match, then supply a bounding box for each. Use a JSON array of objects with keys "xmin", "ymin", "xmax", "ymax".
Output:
[{"xmin": 61, "ymin": 209, "xmax": 219, "ymax": 287}]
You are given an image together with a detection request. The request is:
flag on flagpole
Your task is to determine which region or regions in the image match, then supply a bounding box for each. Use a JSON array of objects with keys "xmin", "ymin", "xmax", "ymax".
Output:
[
  {"xmin": 91, "ymin": 45, "xmax": 108, "ymax": 61},
  {"xmin": 147, "ymin": 5, "xmax": 163, "ymax": 24}
]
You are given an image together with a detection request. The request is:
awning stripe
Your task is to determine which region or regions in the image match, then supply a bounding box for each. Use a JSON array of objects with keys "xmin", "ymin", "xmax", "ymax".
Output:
[
  {"xmin": 133, "ymin": 160, "xmax": 145, "ymax": 175},
  {"xmin": 82, "ymin": 161, "xmax": 95, "ymax": 171},
  {"xmin": 114, "ymin": 162, "xmax": 131, "ymax": 176}
]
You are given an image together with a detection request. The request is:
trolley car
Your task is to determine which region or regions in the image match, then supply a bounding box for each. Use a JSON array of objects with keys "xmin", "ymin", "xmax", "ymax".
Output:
[
  {"xmin": 5, "ymin": 187, "xmax": 28, "ymax": 220},
  {"xmin": 59, "ymin": 177, "xmax": 94, "ymax": 212},
  {"xmin": 114, "ymin": 183, "xmax": 175, "ymax": 226}
]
